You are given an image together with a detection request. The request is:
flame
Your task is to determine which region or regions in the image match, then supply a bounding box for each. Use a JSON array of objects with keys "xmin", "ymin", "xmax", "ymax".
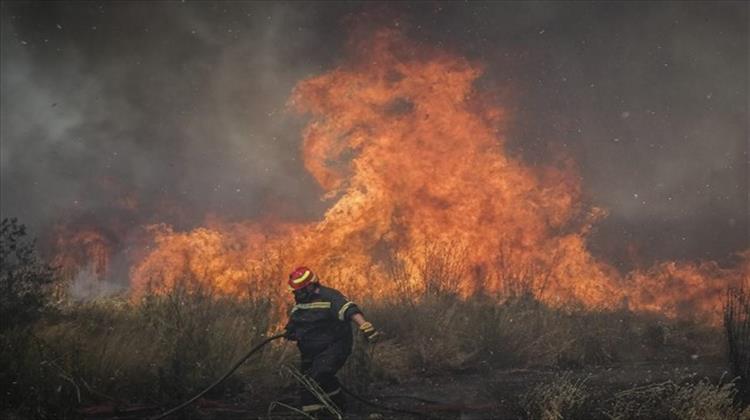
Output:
[
  {"xmin": 626, "ymin": 250, "xmax": 750, "ymax": 321},
  {"xmin": 51, "ymin": 224, "xmax": 112, "ymax": 281},
  {"xmin": 56, "ymin": 28, "xmax": 747, "ymax": 323}
]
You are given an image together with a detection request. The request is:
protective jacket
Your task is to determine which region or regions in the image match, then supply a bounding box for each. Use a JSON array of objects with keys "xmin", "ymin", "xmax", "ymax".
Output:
[{"xmin": 284, "ymin": 285, "xmax": 361, "ymax": 348}]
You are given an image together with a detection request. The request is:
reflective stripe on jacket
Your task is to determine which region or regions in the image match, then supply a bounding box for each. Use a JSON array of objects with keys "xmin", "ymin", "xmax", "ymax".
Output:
[{"xmin": 285, "ymin": 285, "xmax": 362, "ymax": 347}]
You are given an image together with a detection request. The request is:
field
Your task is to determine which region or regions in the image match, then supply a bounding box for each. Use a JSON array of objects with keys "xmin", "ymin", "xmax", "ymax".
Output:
[{"xmin": 3, "ymin": 281, "xmax": 749, "ymax": 419}]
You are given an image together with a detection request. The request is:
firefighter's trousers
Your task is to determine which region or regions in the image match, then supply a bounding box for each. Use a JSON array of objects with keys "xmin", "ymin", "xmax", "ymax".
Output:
[{"xmin": 298, "ymin": 337, "xmax": 351, "ymax": 414}]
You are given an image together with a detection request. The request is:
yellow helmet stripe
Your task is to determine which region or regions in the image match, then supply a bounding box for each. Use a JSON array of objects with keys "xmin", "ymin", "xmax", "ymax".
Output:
[{"xmin": 291, "ymin": 270, "xmax": 311, "ymax": 284}]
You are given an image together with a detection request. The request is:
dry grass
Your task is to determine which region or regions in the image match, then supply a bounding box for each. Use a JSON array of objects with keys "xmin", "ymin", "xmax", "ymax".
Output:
[
  {"xmin": 363, "ymin": 291, "xmax": 721, "ymax": 382},
  {"xmin": 1, "ymin": 281, "xmax": 293, "ymax": 419},
  {"xmin": 513, "ymin": 373, "xmax": 748, "ymax": 420},
  {"xmin": 519, "ymin": 372, "xmax": 590, "ymax": 420},
  {"xmin": 603, "ymin": 377, "xmax": 747, "ymax": 420},
  {"xmin": 0, "ymin": 264, "xmax": 736, "ymax": 419},
  {"xmin": 725, "ymin": 287, "xmax": 750, "ymax": 402}
]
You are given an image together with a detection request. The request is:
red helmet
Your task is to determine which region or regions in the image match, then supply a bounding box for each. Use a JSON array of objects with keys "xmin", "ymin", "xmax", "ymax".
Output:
[{"xmin": 288, "ymin": 266, "xmax": 318, "ymax": 291}]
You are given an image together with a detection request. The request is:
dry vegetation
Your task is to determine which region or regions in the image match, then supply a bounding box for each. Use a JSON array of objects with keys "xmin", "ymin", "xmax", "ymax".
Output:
[
  {"xmin": 726, "ymin": 287, "xmax": 750, "ymax": 402},
  {"xmin": 2, "ymin": 218, "xmax": 749, "ymax": 419}
]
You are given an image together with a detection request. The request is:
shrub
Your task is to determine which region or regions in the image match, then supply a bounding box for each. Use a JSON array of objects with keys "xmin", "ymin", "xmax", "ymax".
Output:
[
  {"xmin": 518, "ymin": 372, "xmax": 590, "ymax": 420},
  {"xmin": 0, "ymin": 218, "xmax": 65, "ymax": 418},
  {"xmin": 0, "ymin": 218, "xmax": 57, "ymax": 329}
]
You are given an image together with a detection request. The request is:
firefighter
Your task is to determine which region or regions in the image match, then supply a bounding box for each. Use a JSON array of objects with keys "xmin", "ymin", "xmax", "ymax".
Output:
[{"xmin": 283, "ymin": 266, "xmax": 380, "ymax": 416}]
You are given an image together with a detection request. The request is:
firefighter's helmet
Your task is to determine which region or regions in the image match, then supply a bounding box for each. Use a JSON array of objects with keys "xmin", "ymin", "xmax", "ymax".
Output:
[{"xmin": 288, "ymin": 266, "xmax": 318, "ymax": 291}]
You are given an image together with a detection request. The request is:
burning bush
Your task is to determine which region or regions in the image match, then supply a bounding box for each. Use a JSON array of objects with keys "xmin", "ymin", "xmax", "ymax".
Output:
[{"xmin": 93, "ymin": 27, "xmax": 744, "ymax": 329}]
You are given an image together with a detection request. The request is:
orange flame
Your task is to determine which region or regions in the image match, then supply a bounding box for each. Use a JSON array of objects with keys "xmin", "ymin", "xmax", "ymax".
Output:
[
  {"xmin": 64, "ymin": 28, "xmax": 743, "ymax": 323},
  {"xmin": 52, "ymin": 225, "xmax": 112, "ymax": 282}
]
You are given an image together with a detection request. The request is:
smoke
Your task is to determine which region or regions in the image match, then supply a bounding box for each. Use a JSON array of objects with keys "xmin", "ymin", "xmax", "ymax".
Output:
[
  {"xmin": 1, "ymin": 1, "xmax": 747, "ymax": 280},
  {"xmin": 1, "ymin": 2, "xmax": 342, "ymax": 231}
]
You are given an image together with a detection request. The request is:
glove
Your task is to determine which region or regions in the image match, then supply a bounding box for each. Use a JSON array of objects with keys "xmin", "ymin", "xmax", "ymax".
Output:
[{"xmin": 359, "ymin": 321, "xmax": 380, "ymax": 343}]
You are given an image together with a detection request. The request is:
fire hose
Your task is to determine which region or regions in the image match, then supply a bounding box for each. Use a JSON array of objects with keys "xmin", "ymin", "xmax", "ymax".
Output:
[
  {"xmin": 150, "ymin": 334, "xmax": 454, "ymax": 420},
  {"xmin": 150, "ymin": 333, "xmax": 285, "ymax": 420}
]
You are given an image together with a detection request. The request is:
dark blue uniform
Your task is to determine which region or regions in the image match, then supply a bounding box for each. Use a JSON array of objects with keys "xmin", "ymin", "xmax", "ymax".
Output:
[{"xmin": 284, "ymin": 285, "xmax": 361, "ymax": 414}]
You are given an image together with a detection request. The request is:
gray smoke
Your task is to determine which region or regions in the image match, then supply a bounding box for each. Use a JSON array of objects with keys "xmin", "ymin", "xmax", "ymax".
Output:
[{"xmin": 1, "ymin": 2, "xmax": 336, "ymax": 230}]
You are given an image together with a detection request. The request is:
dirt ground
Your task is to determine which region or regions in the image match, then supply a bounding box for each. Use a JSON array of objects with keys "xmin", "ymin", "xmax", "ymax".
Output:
[
  {"xmin": 354, "ymin": 359, "xmax": 730, "ymax": 419},
  {"xmin": 82, "ymin": 358, "xmax": 731, "ymax": 419}
]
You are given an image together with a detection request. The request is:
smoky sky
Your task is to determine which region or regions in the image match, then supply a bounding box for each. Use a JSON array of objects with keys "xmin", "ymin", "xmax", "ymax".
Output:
[{"xmin": 1, "ymin": 1, "xmax": 747, "ymax": 270}]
